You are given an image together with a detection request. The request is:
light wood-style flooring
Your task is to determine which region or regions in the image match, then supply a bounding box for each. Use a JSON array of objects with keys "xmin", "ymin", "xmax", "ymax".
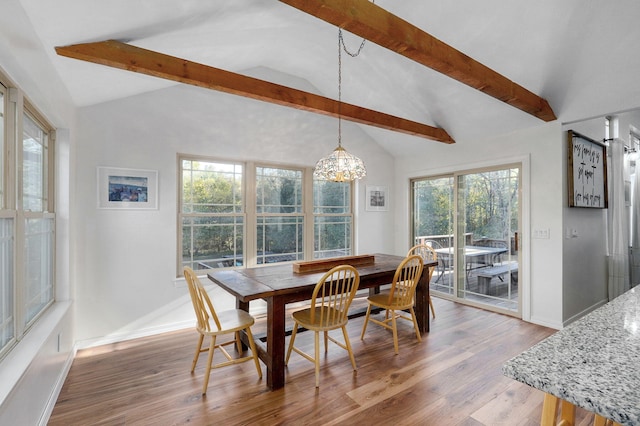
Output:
[{"xmin": 49, "ymin": 297, "xmax": 597, "ymax": 425}]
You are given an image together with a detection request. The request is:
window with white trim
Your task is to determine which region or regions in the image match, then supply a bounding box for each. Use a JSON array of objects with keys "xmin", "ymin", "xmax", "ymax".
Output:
[
  {"xmin": 0, "ymin": 75, "xmax": 56, "ymax": 360},
  {"xmin": 181, "ymin": 159, "xmax": 244, "ymax": 269},
  {"xmin": 179, "ymin": 156, "xmax": 353, "ymax": 273},
  {"xmin": 255, "ymin": 166, "xmax": 304, "ymax": 264},
  {"xmin": 313, "ymin": 180, "xmax": 352, "ymax": 258}
]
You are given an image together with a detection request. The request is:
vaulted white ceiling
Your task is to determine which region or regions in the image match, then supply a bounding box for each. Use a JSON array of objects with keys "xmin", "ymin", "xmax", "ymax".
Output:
[{"xmin": 17, "ymin": 0, "xmax": 640, "ymax": 154}]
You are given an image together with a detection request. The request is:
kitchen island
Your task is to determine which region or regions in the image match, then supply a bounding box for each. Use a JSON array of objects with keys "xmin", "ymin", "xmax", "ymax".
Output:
[{"xmin": 503, "ymin": 288, "xmax": 639, "ymax": 425}]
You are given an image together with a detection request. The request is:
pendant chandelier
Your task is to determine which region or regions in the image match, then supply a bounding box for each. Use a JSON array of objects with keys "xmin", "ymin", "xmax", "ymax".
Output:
[{"xmin": 314, "ymin": 28, "xmax": 367, "ymax": 182}]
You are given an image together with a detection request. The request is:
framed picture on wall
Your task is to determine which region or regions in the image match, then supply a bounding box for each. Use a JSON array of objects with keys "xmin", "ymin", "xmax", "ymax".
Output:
[
  {"xmin": 97, "ymin": 167, "xmax": 158, "ymax": 209},
  {"xmin": 366, "ymin": 185, "xmax": 388, "ymax": 211},
  {"xmin": 567, "ymin": 130, "xmax": 608, "ymax": 208}
]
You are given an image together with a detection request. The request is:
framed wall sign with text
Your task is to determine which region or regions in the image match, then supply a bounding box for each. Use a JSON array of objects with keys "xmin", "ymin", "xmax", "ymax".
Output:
[{"xmin": 567, "ymin": 130, "xmax": 608, "ymax": 208}]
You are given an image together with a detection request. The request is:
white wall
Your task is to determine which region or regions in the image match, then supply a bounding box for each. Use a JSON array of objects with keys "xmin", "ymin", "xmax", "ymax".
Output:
[
  {"xmin": 73, "ymin": 80, "xmax": 394, "ymax": 345},
  {"xmin": 561, "ymin": 206, "xmax": 608, "ymax": 322}
]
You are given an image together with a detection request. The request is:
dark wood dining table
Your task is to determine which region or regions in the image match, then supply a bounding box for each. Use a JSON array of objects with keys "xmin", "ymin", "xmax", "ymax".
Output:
[{"xmin": 207, "ymin": 253, "xmax": 436, "ymax": 390}]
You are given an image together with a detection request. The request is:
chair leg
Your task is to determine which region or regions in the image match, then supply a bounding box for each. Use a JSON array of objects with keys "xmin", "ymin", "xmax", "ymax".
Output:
[
  {"xmin": 202, "ymin": 335, "xmax": 217, "ymax": 395},
  {"xmin": 191, "ymin": 333, "xmax": 204, "ymax": 372},
  {"xmin": 245, "ymin": 326, "xmax": 262, "ymax": 379},
  {"xmin": 285, "ymin": 322, "xmax": 299, "ymax": 365},
  {"xmin": 341, "ymin": 325, "xmax": 357, "ymax": 371},
  {"xmin": 360, "ymin": 304, "xmax": 372, "ymax": 340},
  {"xmin": 409, "ymin": 307, "xmax": 422, "ymax": 342},
  {"xmin": 314, "ymin": 331, "xmax": 320, "ymax": 388},
  {"xmin": 324, "ymin": 331, "xmax": 329, "ymax": 353},
  {"xmin": 428, "ymin": 295, "xmax": 436, "ymax": 319},
  {"xmin": 235, "ymin": 331, "xmax": 242, "ymax": 353},
  {"xmin": 391, "ymin": 310, "xmax": 399, "ymax": 355}
]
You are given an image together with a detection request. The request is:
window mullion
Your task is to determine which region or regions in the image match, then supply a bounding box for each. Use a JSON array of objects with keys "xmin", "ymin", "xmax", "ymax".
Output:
[
  {"xmin": 47, "ymin": 130, "xmax": 55, "ymax": 213},
  {"xmin": 6, "ymin": 88, "xmax": 19, "ymax": 211},
  {"xmin": 13, "ymin": 210, "xmax": 25, "ymax": 338},
  {"xmin": 303, "ymin": 167, "xmax": 314, "ymax": 260},
  {"xmin": 245, "ymin": 162, "xmax": 256, "ymax": 268}
]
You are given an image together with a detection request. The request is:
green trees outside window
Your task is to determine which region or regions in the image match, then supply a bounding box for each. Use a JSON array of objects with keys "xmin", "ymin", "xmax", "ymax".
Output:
[
  {"xmin": 413, "ymin": 169, "xmax": 518, "ymax": 247},
  {"xmin": 180, "ymin": 158, "xmax": 353, "ymax": 272},
  {"xmin": 181, "ymin": 160, "xmax": 244, "ymax": 269}
]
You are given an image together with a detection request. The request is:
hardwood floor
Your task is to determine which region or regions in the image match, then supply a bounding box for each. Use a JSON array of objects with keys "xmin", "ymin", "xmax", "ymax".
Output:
[{"xmin": 49, "ymin": 298, "xmax": 597, "ymax": 425}]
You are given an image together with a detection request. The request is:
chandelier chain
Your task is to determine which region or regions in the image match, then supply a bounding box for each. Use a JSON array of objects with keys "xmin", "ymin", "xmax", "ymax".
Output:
[
  {"xmin": 337, "ymin": 29, "xmax": 367, "ymax": 148},
  {"xmin": 338, "ymin": 30, "xmax": 343, "ymax": 147},
  {"xmin": 339, "ymin": 29, "xmax": 367, "ymax": 58},
  {"xmin": 339, "ymin": 0, "xmax": 374, "ymax": 57},
  {"xmin": 336, "ymin": 0, "xmax": 373, "ymax": 148}
]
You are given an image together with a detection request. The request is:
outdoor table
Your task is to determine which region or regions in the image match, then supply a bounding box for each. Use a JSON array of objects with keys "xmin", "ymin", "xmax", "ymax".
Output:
[{"xmin": 434, "ymin": 245, "xmax": 508, "ymax": 280}]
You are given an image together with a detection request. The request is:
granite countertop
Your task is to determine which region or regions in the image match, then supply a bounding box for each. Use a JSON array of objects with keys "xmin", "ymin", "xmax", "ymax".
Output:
[{"xmin": 503, "ymin": 288, "xmax": 640, "ymax": 425}]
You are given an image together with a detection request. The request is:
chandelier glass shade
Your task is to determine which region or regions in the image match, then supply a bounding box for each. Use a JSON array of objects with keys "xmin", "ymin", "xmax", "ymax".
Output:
[
  {"xmin": 313, "ymin": 145, "xmax": 367, "ymax": 182},
  {"xmin": 314, "ymin": 28, "xmax": 367, "ymax": 182}
]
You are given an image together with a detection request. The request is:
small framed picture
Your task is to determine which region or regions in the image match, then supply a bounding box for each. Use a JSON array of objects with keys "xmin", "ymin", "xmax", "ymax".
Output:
[
  {"xmin": 97, "ymin": 167, "xmax": 158, "ymax": 209},
  {"xmin": 366, "ymin": 185, "xmax": 388, "ymax": 211}
]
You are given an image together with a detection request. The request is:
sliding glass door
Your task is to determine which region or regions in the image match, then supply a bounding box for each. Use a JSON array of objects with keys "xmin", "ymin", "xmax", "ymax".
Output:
[
  {"xmin": 411, "ymin": 164, "xmax": 521, "ymax": 315},
  {"xmin": 412, "ymin": 175, "xmax": 455, "ymax": 295}
]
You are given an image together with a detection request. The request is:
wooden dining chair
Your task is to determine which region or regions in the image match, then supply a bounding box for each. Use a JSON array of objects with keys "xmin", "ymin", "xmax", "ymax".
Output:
[
  {"xmin": 285, "ymin": 264, "xmax": 360, "ymax": 387},
  {"xmin": 407, "ymin": 243, "xmax": 437, "ymax": 318},
  {"xmin": 360, "ymin": 255, "xmax": 424, "ymax": 354},
  {"xmin": 183, "ymin": 266, "xmax": 262, "ymax": 395},
  {"xmin": 422, "ymin": 239, "xmax": 451, "ymax": 283}
]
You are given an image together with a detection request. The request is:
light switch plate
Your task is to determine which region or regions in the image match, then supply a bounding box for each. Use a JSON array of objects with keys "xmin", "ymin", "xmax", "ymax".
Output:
[{"xmin": 533, "ymin": 228, "xmax": 550, "ymax": 239}]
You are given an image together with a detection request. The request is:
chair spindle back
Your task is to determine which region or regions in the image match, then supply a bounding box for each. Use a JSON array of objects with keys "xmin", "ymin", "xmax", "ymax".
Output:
[
  {"xmin": 310, "ymin": 265, "xmax": 360, "ymax": 327},
  {"xmin": 184, "ymin": 267, "xmax": 222, "ymax": 332},
  {"xmin": 387, "ymin": 255, "xmax": 424, "ymax": 306},
  {"xmin": 407, "ymin": 244, "xmax": 437, "ymax": 282}
]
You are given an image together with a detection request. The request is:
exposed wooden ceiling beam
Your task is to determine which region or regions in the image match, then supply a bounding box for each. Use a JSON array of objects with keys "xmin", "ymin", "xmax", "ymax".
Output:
[
  {"xmin": 279, "ymin": 0, "xmax": 557, "ymax": 122},
  {"xmin": 55, "ymin": 40, "xmax": 454, "ymax": 144}
]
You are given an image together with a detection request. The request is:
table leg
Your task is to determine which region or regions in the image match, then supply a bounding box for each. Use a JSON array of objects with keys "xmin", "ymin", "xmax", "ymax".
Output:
[
  {"xmin": 414, "ymin": 265, "xmax": 432, "ymax": 333},
  {"xmin": 236, "ymin": 299, "xmax": 250, "ymax": 351},
  {"xmin": 266, "ymin": 295, "xmax": 286, "ymax": 390}
]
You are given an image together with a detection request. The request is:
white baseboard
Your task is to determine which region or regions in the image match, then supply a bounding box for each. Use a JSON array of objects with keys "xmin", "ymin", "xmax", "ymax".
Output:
[
  {"xmin": 39, "ymin": 346, "xmax": 76, "ymax": 426},
  {"xmin": 562, "ymin": 298, "xmax": 608, "ymax": 327},
  {"xmin": 527, "ymin": 315, "xmax": 563, "ymax": 330},
  {"xmin": 75, "ymin": 320, "xmax": 194, "ymax": 350}
]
